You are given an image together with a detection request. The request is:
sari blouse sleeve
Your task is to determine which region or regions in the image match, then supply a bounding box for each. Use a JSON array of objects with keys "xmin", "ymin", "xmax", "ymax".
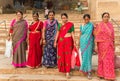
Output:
[
  {"xmin": 69, "ymin": 25, "xmax": 74, "ymax": 32},
  {"xmin": 9, "ymin": 19, "xmax": 16, "ymax": 33},
  {"xmin": 38, "ymin": 21, "xmax": 43, "ymax": 30},
  {"xmin": 58, "ymin": 23, "xmax": 74, "ymax": 33},
  {"xmin": 58, "ymin": 23, "xmax": 62, "ymax": 31},
  {"xmin": 44, "ymin": 20, "xmax": 47, "ymax": 28}
]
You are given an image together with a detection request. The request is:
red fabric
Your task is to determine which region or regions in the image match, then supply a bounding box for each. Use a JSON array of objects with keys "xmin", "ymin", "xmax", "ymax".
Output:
[
  {"xmin": 58, "ymin": 37, "xmax": 73, "ymax": 73},
  {"xmin": 57, "ymin": 22, "xmax": 74, "ymax": 73},
  {"xmin": 58, "ymin": 22, "xmax": 73, "ymax": 40},
  {"xmin": 9, "ymin": 19, "xmax": 16, "ymax": 33},
  {"xmin": 71, "ymin": 46, "xmax": 80, "ymax": 69},
  {"xmin": 27, "ymin": 21, "xmax": 43, "ymax": 68}
]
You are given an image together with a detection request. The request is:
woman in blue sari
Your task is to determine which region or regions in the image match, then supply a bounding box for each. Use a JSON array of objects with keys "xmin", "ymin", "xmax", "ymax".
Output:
[
  {"xmin": 79, "ymin": 14, "xmax": 94, "ymax": 79},
  {"xmin": 42, "ymin": 11, "xmax": 58, "ymax": 68}
]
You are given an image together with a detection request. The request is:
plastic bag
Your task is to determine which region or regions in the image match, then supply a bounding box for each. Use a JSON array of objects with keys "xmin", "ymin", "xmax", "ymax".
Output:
[
  {"xmin": 4, "ymin": 40, "xmax": 12, "ymax": 58},
  {"xmin": 71, "ymin": 46, "xmax": 81, "ymax": 69}
]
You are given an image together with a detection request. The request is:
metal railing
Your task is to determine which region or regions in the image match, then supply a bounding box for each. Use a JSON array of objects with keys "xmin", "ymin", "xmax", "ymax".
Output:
[
  {"xmin": 111, "ymin": 19, "xmax": 120, "ymax": 28},
  {"xmin": 0, "ymin": 20, "xmax": 6, "ymax": 29}
]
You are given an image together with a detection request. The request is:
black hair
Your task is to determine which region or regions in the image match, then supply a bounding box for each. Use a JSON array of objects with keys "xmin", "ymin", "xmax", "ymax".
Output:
[
  {"xmin": 61, "ymin": 13, "xmax": 68, "ymax": 18},
  {"xmin": 102, "ymin": 12, "xmax": 110, "ymax": 18},
  {"xmin": 16, "ymin": 10, "xmax": 23, "ymax": 15},
  {"xmin": 32, "ymin": 11, "xmax": 39, "ymax": 17},
  {"xmin": 83, "ymin": 14, "xmax": 91, "ymax": 19},
  {"xmin": 48, "ymin": 10, "xmax": 55, "ymax": 15}
]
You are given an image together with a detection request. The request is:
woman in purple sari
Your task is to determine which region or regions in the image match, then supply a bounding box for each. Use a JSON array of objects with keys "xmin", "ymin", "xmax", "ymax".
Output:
[
  {"xmin": 8, "ymin": 11, "xmax": 28, "ymax": 68},
  {"xmin": 42, "ymin": 11, "xmax": 58, "ymax": 68}
]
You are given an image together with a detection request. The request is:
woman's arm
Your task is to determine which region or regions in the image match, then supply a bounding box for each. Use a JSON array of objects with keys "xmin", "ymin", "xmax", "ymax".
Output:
[
  {"xmin": 42, "ymin": 27, "xmax": 46, "ymax": 45},
  {"xmin": 8, "ymin": 19, "xmax": 15, "ymax": 40},
  {"xmin": 78, "ymin": 31, "xmax": 81, "ymax": 48},
  {"xmin": 71, "ymin": 31, "xmax": 76, "ymax": 46},
  {"xmin": 54, "ymin": 30, "xmax": 59, "ymax": 48}
]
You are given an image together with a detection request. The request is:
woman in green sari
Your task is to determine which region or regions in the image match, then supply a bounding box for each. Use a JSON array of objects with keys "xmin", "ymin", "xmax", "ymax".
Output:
[{"xmin": 78, "ymin": 14, "xmax": 94, "ymax": 79}]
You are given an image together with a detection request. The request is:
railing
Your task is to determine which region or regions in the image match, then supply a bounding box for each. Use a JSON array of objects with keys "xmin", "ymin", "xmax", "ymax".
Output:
[
  {"xmin": 111, "ymin": 19, "xmax": 120, "ymax": 28},
  {"xmin": 0, "ymin": 15, "xmax": 27, "ymax": 30},
  {"xmin": 0, "ymin": 20, "xmax": 6, "ymax": 29}
]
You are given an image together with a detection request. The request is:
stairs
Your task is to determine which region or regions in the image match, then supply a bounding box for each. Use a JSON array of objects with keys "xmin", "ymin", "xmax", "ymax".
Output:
[
  {"xmin": 0, "ymin": 13, "xmax": 120, "ymax": 55},
  {"xmin": 0, "ymin": 12, "xmax": 120, "ymax": 81},
  {"xmin": 0, "ymin": 55, "xmax": 120, "ymax": 81}
]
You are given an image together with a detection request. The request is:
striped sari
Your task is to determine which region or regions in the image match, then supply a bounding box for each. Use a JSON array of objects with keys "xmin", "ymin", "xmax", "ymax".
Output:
[
  {"xmin": 10, "ymin": 19, "xmax": 28, "ymax": 68},
  {"xmin": 79, "ymin": 22, "xmax": 94, "ymax": 73}
]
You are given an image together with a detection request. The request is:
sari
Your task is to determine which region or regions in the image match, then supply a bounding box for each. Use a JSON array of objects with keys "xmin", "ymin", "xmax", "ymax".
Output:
[
  {"xmin": 94, "ymin": 21, "xmax": 115, "ymax": 80},
  {"xmin": 80, "ymin": 22, "xmax": 94, "ymax": 73},
  {"xmin": 57, "ymin": 22, "xmax": 74, "ymax": 73},
  {"xmin": 43, "ymin": 19, "xmax": 58, "ymax": 67},
  {"xmin": 27, "ymin": 21, "xmax": 43, "ymax": 68},
  {"xmin": 10, "ymin": 19, "xmax": 28, "ymax": 67}
]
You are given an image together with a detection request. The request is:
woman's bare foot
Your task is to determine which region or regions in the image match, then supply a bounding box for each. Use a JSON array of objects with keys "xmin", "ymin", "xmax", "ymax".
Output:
[
  {"xmin": 66, "ymin": 73, "xmax": 71, "ymax": 79},
  {"xmin": 87, "ymin": 72, "xmax": 92, "ymax": 80}
]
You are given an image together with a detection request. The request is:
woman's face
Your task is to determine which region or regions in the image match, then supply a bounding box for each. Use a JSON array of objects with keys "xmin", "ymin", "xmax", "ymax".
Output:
[
  {"xmin": 48, "ymin": 12, "xmax": 55, "ymax": 20},
  {"xmin": 61, "ymin": 15, "xmax": 68, "ymax": 23},
  {"xmin": 102, "ymin": 14, "xmax": 110, "ymax": 23},
  {"xmin": 33, "ymin": 14, "xmax": 39, "ymax": 21},
  {"xmin": 84, "ymin": 17, "xmax": 90, "ymax": 24},
  {"xmin": 16, "ymin": 12, "xmax": 23, "ymax": 20}
]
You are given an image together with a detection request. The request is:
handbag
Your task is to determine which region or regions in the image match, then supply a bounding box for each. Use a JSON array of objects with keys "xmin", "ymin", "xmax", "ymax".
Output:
[{"xmin": 4, "ymin": 40, "xmax": 12, "ymax": 58}]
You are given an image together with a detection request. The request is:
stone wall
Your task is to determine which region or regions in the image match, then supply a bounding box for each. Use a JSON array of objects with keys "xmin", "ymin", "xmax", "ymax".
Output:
[
  {"xmin": 0, "ymin": 0, "xmax": 13, "ymax": 7},
  {"xmin": 96, "ymin": 0, "xmax": 120, "ymax": 20}
]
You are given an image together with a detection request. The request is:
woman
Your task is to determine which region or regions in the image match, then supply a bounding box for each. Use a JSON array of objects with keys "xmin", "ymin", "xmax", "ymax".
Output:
[
  {"xmin": 8, "ymin": 11, "xmax": 28, "ymax": 68},
  {"xmin": 54, "ymin": 13, "xmax": 75, "ymax": 78},
  {"xmin": 94, "ymin": 12, "xmax": 115, "ymax": 81},
  {"xmin": 78, "ymin": 14, "xmax": 94, "ymax": 79},
  {"xmin": 42, "ymin": 11, "xmax": 58, "ymax": 68},
  {"xmin": 27, "ymin": 12, "xmax": 43, "ymax": 69}
]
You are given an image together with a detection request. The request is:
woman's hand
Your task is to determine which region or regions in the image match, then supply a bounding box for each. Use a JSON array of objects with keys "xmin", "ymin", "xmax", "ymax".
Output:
[
  {"xmin": 7, "ymin": 36, "xmax": 11, "ymax": 41},
  {"xmin": 94, "ymin": 45, "xmax": 98, "ymax": 54},
  {"xmin": 40, "ymin": 39, "xmax": 42, "ymax": 45},
  {"xmin": 42, "ymin": 39, "xmax": 46, "ymax": 45},
  {"xmin": 54, "ymin": 41, "xmax": 57, "ymax": 48}
]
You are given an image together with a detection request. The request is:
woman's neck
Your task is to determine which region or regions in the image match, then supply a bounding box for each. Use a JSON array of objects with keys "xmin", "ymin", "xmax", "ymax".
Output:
[
  {"xmin": 62, "ymin": 21, "xmax": 68, "ymax": 25},
  {"xmin": 49, "ymin": 19, "xmax": 54, "ymax": 22},
  {"xmin": 103, "ymin": 20, "xmax": 109, "ymax": 23},
  {"xmin": 16, "ymin": 18, "xmax": 23, "ymax": 21},
  {"xmin": 34, "ymin": 19, "xmax": 39, "ymax": 22}
]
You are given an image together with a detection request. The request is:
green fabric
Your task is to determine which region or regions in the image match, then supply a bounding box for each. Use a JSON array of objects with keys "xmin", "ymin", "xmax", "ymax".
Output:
[{"xmin": 58, "ymin": 23, "xmax": 74, "ymax": 33}]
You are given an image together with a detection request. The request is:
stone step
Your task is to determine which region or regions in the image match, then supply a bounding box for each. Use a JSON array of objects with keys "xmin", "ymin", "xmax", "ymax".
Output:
[
  {"xmin": 0, "ymin": 55, "xmax": 120, "ymax": 76},
  {"xmin": 1, "ymin": 74, "xmax": 117, "ymax": 81}
]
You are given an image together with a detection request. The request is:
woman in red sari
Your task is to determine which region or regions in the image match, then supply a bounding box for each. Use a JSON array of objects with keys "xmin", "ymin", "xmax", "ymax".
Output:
[
  {"xmin": 94, "ymin": 12, "xmax": 115, "ymax": 81},
  {"xmin": 27, "ymin": 12, "xmax": 43, "ymax": 69},
  {"xmin": 54, "ymin": 13, "xmax": 76, "ymax": 79}
]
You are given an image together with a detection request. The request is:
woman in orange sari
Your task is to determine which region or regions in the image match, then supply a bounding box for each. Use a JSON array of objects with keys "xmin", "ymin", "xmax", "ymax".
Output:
[
  {"xmin": 27, "ymin": 12, "xmax": 43, "ymax": 68},
  {"xmin": 54, "ymin": 13, "xmax": 76, "ymax": 79},
  {"xmin": 94, "ymin": 12, "xmax": 115, "ymax": 81}
]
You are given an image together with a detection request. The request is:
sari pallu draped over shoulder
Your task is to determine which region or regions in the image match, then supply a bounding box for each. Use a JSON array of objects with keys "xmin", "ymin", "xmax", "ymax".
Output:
[
  {"xmin": 27, "ymin": 21, "xmax": 43, "ymax": 68},
  {"xmin": 94, "ymin": 21, "xmax": 115, "ymax": 80},
  {"xmin": 10, "ymin": 19, "xmax": 28, "ymax": 67},
  {"xmin": 57, "ymin": 22, "xmax": 74, "ymax": 73},
  {"xmin": 80, "ymin": 22, "xmax": 94, "ymax": 73},
  {"xmin": 43, "ymin": 19, "xmax": 58, "ymax": 67}
]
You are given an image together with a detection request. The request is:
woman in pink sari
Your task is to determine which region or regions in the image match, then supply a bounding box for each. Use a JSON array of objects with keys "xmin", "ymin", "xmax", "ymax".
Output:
[{"xmin": 94, "ymin": 12, "xmax": 115, "ymax": 81}]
